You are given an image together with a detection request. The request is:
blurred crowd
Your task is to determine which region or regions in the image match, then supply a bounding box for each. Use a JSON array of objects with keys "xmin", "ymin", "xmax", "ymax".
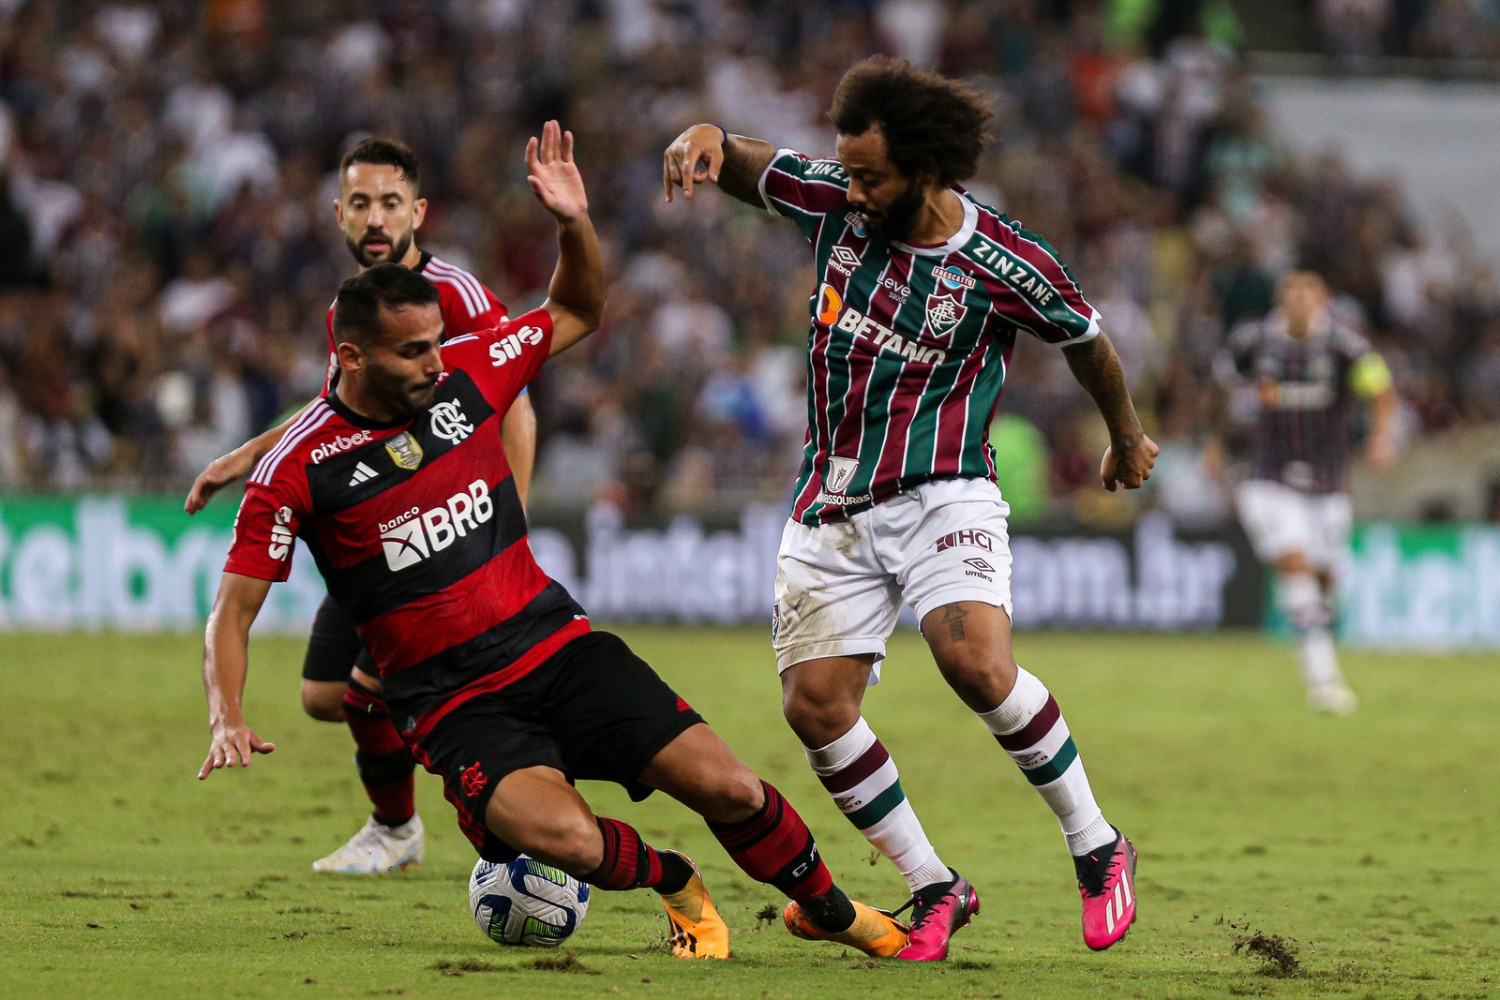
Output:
[
  {"xmin": 1315, "ymin": 0, "xmax": 1500, "ymax": 64},
  {"xmin": 0, "ymin": 0, "xmax": 1497, "ymax": 527}
]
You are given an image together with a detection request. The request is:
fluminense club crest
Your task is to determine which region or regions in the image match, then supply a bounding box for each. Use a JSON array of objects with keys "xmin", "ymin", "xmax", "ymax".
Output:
[{"xmin": 925, "ymin": 291, "xmax": 967, "ymax": 343}]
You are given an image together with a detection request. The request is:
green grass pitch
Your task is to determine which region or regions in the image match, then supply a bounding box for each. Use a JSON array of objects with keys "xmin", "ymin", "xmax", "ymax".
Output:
[{"xmin": 2, "ymin": 627, "xmax": 1495, "ymax": 999}]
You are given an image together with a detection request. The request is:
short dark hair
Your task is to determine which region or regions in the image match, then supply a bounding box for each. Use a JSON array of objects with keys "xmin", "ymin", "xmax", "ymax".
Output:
[
  {"xmin": 828, "ymin": 56, "xmax": 994, "ymax": 186},
  {"xmin": 332, "ymin": 263, "xmax": 440, "ymax": 345},
  {"xmin": 339, "ymin": 137, "xmax": 421, "ymax": 191}
]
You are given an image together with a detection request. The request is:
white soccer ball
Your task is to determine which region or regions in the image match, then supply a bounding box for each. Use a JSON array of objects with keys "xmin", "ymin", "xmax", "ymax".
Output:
[{"xmin": 469, "ymin": 855, "xmax": 591, "ymax": 947}]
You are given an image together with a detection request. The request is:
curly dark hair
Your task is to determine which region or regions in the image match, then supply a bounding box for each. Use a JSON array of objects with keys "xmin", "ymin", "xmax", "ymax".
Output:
[{"xmin": 828, "ymin": 56, "xmax": 994, "ymax": 186}]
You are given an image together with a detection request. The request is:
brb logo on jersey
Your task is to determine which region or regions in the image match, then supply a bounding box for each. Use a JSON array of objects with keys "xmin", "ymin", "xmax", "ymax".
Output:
[
  {"xmin": 379, "ymin": 479, "xmax": 494, "ymax": 571},
  {"xmin": 489, "ymin": 326, "xmax": 544, "ymax": 367},
  {"xmin": 429, "ymin": 400, "xmax": 473, "ymax": 444}
]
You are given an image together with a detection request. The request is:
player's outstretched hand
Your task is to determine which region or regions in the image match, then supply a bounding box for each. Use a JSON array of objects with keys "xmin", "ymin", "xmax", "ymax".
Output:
[
  {"xmin": 1100, "ymin": 433, "xmax": 1159, "ymax": 492},
  {"xmin": 526, "ymin": 120, "xmax": 588, "ymax": 223},
  {"xmin": 198, "ymin": 720, "xmax": 276, "ymax": 780},
  {"xmin": 185, "ymin": 448, "xmax": 255, "ymax": 514},
  {"xmin": 663, "ymin": 124, "xmax": 725, "ymax": 202}
]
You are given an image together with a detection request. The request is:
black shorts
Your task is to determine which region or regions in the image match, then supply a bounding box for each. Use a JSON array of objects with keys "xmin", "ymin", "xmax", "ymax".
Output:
[
  {"xmin": 412, "ymin": 630, "xmax": 705, "ymax": 859},
  {"xmin": 301, "ymin": 595, "xmax": 374, "ymax": 683}
]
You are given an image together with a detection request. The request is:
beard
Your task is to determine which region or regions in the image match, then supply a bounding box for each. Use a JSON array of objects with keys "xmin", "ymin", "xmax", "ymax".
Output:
[
  {"xmin": 862, "ymin": 180, "xmax": 926, "ymax": 242},
  {"xmin": 346, "ymin": 227, "xmax": 414, "ymax": 268},
  {"xmin": 365, "ymin": 359, "xmax": 438, "ymax": 417}
]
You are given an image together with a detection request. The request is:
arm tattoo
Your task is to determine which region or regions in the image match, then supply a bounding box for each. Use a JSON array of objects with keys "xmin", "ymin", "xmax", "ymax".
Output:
[
  {"xmin": 941, "ymin": 604, "xmax": 969, "ymax": 642},
  {"xmin": 1063, "ymin": 330, "xmax": 1141, "ymax": 445},
  {"xmin": 716, "ymin": 136, "xmax": 777, "ymax": 207}
]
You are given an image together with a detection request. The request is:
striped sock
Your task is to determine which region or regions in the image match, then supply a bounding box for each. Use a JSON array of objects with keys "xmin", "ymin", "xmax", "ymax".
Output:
[
  {"xmin": 977, "ymin": 667, "xmax": 1115, "ymax": 857},
  {"xmin": 805, "ymin": 718, "xmax": 950, "ymax": 893}
]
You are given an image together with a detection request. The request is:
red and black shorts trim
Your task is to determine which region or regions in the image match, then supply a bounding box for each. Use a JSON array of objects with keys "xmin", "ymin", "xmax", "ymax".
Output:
[{"xmin": 410, "ymin": 631, "xmax": 704, "ymax": 861}]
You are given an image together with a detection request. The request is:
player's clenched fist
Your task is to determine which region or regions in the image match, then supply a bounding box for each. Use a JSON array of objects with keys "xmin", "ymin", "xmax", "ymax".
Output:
[
  {"xmin": 1100, "ymin": 434, "xmax": 1159, "ymax": 492},
  {"xmin": 663, "ymin": 124, "xmax": 726, "ymax": 201},
  {"xmin": 198, "ymin": 720, "xmax": 276, "ymax": 780}
]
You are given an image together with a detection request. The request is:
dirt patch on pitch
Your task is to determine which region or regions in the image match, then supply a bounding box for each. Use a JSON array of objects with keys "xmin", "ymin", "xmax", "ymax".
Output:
[{"xmin": 1234, "ymin": 931, "xmax": 1302, "ymax": 977}]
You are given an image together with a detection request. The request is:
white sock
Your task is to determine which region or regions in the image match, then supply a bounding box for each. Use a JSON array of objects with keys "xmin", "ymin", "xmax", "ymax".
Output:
[
  {"xmin": 976, "ymin": 667, "xmax": 1115, "ymax": 856},
  {"xmin": 1281, "ymin": 572, "xmax": 1345, "ymax": 689},
  {"xmin": 804, "ymin": 718, "xmax": 950, "ymax": 892}
]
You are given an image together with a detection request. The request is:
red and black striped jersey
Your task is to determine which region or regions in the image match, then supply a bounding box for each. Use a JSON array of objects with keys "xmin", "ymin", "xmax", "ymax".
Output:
[
  {"xmin": 322, "ymin": 252, "xmax": 508, "ymax": 393},
  {"xmin": 227, "ymin": 308, "xmax": 586, "ymax": 738}
]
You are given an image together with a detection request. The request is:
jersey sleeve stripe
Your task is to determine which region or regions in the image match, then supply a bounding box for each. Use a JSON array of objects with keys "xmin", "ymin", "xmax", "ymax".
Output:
[
  {"xmin": 430, "ymin": 258, "xmax": 491, "ymax": 316},
  {"xmin": 427, "ymin": 258, "xmax": 491, "ymax": 317},
  {"xmin": 758, "ymin": 147, "xmax": 798, "ymax": 215},
  {"xmin": 425, "ymin": 262, "xmax": 483, "ymax": 317},
  {"xmin": 442, "ymin": 333, "xmax": 480, "ymax": 346},
  {"xmin": 249, "ymin": 402, "xmax": 334, "ymax": 485}
]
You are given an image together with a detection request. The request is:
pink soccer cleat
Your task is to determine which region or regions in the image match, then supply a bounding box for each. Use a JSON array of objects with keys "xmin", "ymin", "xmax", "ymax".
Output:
[
  {"xmin": 1074, "ymin": 827, "xmax": 1137, "ymax": 950},
  {"xmin": 893, "ymin": 869, "xmax": 981, "ymax": 961}
]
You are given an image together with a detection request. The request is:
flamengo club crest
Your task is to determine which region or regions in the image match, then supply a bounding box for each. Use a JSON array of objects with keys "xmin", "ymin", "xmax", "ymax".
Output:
[
  {"xmin": 385, "ymin": 431, "xmax": 424, "ymax": 470},
  {"xmin": 429, "ymin": 399, "xmax": 474, "ymax": 444}
]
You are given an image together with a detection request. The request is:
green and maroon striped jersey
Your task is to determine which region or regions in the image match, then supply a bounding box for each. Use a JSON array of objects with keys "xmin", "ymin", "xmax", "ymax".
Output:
[{"xmin": 758, "ymin": 148, "xmax": 1101, "ymax": 525}]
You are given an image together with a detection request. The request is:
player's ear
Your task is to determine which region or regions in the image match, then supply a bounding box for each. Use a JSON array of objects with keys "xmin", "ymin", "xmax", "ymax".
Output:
[
  {"xmin": 412, "ymin": 197, "xmax": 427, "ymax": 230},
  {"xmin": 333, "ymin": 197, "xmax": 345, "ymax": 226},
  {"xmin": 336, "ymin": 339, "xmax": 363, "ymax": 372}
]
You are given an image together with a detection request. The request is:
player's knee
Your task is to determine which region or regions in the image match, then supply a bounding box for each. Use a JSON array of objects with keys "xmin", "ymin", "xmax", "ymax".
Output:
[
  {"xmin": 781, "ymin": 683, "xmax": 860, "ymax": 748},
  {"xmin": 701, "ymin": 767, "xmax": 765, "ymax": 824},
  {"xmin": 300, "ymin": 682, "xmax": 346, "ymax": 722},
  {"xmin": 510, "ymin": 813, "xmax": 601, "ymax": 875},
  {"xmin": 936, "ymin": 649, "xmax": 1016, "ymax": 712}
]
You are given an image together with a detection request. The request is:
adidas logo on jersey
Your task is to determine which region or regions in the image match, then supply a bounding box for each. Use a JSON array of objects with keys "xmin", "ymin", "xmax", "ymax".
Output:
[
  {"xmin": 348, "ymin": 462, "xmax": 378, "ymax": 487},
  {"xmin": 310, "ymin": 429, "xmax": 374, "ymax": 464},
  {"xmin": 379, "ymin": 479, "xmax": 494, "ymax": 571}
]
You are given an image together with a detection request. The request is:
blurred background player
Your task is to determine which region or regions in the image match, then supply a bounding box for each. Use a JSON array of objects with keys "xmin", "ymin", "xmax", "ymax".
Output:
[
  {"xmin": 1219, "ymin": 270, "xmax": 1397, "ymax": 715},
  {"xmin": 184, "ymin": 137, "xmax": 537, "ymax": 873},
  {"xmin": 664, "ymin": 56, "xmax": 1155, "ymax": 958}
]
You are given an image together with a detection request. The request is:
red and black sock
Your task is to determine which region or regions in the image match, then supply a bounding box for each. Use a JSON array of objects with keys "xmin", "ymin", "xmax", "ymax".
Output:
[
  {"xmin": 707, "ymin": 780, "xmax": 853, "ymax": 930},
  {"xmin": 584, "ymin": 817, "xmax": 694, "ymax": 894},
  {"xmin": 343, "ymin": 680, "xmax": 416, "ymax": 828}
]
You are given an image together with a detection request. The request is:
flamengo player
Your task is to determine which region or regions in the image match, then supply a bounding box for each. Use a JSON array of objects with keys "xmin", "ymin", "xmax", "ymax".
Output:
[
  {"xmin": 184, "ymin": 138, "xmax": 536, "ymax": 873},
  {"xmin": 1219, "ymin": 270, "xmax": 1397, "ymax": 715},
  {"xmin": 664, "ymin": 56, "xmax": 1156, "ymax": 957},
  {"xmin": 197, "ymin": 123, "xmax": 910, "ymax": 961}
]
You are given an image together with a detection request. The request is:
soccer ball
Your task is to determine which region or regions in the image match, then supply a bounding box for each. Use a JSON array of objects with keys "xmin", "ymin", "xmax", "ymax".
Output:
[{"xmin": 469, "ymin": 855, "xmax": 591, "ymax": 947}]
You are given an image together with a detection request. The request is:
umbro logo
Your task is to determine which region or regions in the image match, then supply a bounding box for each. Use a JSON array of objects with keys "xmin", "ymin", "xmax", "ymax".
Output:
[
  {"xmin": 348, "ymin": 462, "xmax": 378, "ymax": 487},
  {"xmin": 829, "ymin": 244, "xmax": 862, "ymax": 276},
  {"xmin": 964, "ymin": 557, "xmax": 996, "ymax": 572}
]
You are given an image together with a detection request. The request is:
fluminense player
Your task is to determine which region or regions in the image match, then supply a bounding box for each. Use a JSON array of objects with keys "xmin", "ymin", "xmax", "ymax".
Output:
[
  {"xmin": 664, "ymin": 56, "xmax": 1156, "ymax": 958},
  {"xmin": 198, "ymin": 123, "xmax": 911, "ymax": 961},
  {"xmin": 184, "ymin": 137, "xmax": 537, "ymax": 874},
  {"xmin": 1219, "ymin": 270, "xmax": 1396, "ymax": 715}
]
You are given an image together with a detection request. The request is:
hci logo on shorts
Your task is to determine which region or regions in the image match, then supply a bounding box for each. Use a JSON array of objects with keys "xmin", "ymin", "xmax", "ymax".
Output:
[{"xmin": 936, "ymin": 529, "xmax": 995, "ymax": 553}]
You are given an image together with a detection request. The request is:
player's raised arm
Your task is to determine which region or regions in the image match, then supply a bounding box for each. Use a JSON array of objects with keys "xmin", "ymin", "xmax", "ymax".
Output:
[
  {"xmin": 523, "ymin": 120, "xmax": 604, "ymax": 355},
  {"xmin": 184, "ymin": 403, "xmax": 314, "ymax": 514},
  {"xmin": 663, "ymin": 124, "xmax": 777, "ymax": 207},
  {"xmin": 1061, "ymin": 328, "xmax": 1159, "ymax": 492},
  {"xmin": 198, "ymin": 571, "xmax": 277, "ymax": 779}
]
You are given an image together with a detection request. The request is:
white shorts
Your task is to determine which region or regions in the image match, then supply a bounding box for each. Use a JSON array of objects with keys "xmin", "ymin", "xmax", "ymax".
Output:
[
  {"xmin": 772, "ymin": 478, "xmax": 1013, "ymax": 681},
  {"xmin": 1235, "ymin": 479, "xmax": 1352, "ymax": 571}
]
